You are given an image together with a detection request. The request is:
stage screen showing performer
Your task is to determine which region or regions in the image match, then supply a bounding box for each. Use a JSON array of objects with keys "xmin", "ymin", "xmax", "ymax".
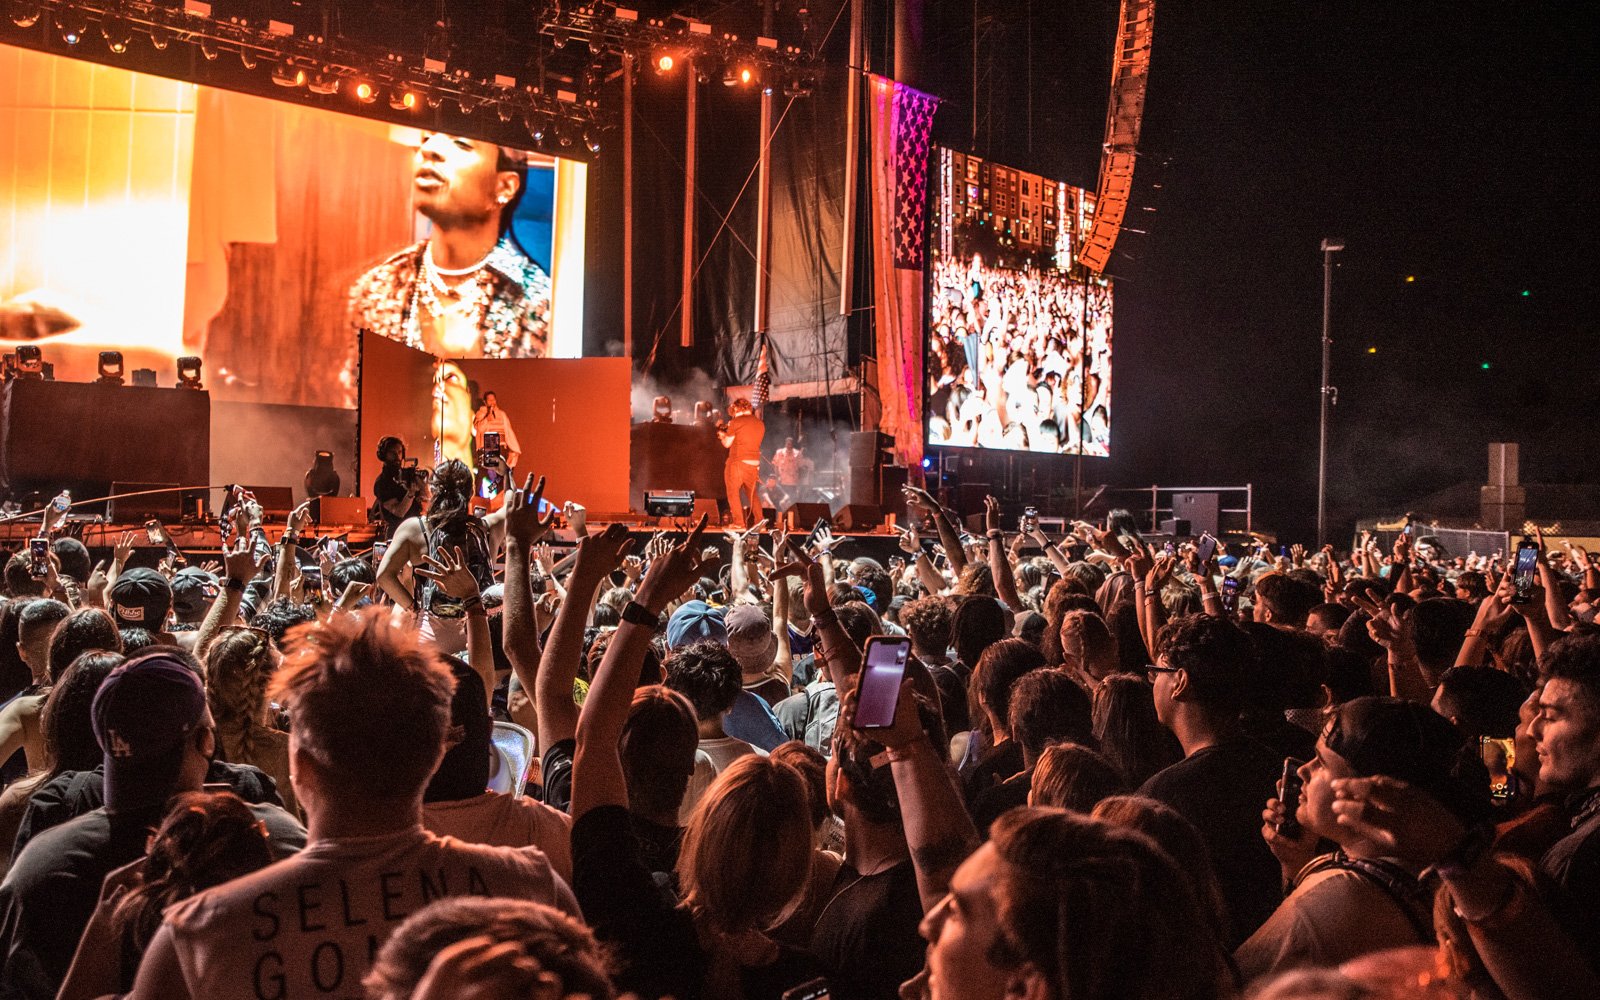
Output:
[
  {"xmin": 924, "ymin": 148, "xmax": 1113, "ymax": 457},
  {"xmin": 0, "ymin": 43, "xmax": 588, "ymax": 410}
]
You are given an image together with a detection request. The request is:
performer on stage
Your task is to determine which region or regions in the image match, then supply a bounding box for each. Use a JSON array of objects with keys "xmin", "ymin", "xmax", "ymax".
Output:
[
  {"xmin": 472, "ymin": 391, "xmax": 522, "ymax": 468},
  {"xmin": 718, "ymin": 397, "xmax": 765, "ymax": 529},
  {"xmin": 771, "ymin": 436, "xmax": 812, "ymax": 506},
  {"xmin": 347, "ymin": 133, "xmax": 551, "ymax": 359}
]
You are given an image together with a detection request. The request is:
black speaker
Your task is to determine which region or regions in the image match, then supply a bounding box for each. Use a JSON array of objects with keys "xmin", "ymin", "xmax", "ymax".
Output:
[
  {"xmin": 1158, "ymin": 518, "xmax": 1192, "ymax": 537},
  {"xmin": 1170, "ymin": 493, "xmax": 1219, "ymax": 538},
  {"xmin": 109, "ymin": 483, "xmax": 185, "ymax": 523},
  {"xmin": 239, "ymin": 485, "xmax": 297, "ymax": 520},
  {"xmin": 847, "ymin": 431, "xmax": 893, "ymax": 468},
  {"xmin": 836, "ymin": 504, "xmax": 882, "ymax": 531},
  {"xmin": 879, "ymin": 465, "xmax": 909, "ymax": 506},
  {"xmin": 786, "ymin": 502, "xmax": 833, "ymax": 532}
]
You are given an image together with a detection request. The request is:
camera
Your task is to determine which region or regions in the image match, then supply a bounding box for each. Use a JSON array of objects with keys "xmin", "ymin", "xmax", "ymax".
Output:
[{"xmin": 399, "ymin": 458, "xmax": 426, "ymax": 489}]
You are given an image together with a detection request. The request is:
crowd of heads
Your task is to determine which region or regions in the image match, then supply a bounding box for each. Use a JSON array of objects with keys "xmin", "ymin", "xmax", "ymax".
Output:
[{"xmin": 0, "ymin": 482, "xmax": 1596, "ymax": 1000}]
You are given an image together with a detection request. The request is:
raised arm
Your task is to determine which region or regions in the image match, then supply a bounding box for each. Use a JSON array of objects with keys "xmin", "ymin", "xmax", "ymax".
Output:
[
  {"xmin": 415, "ymin": 546, "xmax": 495, "ymax": 707},
  {"xmin": 905, "ymin": 485, "xmax": 968, "ymax": 578},
  {"xmin": 572, "ymin": 516, "xmax": 709, "ymax": 821},
  {"xmin": 375, "ymin": 518, "xmax": 423, "ymax": 611},
  {"xmin": 194, "ymin": 541, "xmax": 264, "ymax": 658},
  {"xmin": 983, "ymin": 496, "xmax": 1022, "ymax": 611},
  {"xmin": 501, "ymin": 475, "xmax": 555, "ymax": 731},
  {"xmin": 537, "ymin": 524, "xmax": 634, "ymax": 752}
]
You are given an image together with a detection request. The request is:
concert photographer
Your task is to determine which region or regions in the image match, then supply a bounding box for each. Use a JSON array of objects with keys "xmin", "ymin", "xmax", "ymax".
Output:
[{"xmin": 371, "ymin": 436, "xmax": 424, "ymax": 538}]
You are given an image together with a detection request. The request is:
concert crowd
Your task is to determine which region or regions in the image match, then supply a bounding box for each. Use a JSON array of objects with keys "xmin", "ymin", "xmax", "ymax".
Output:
[{"xmin": 0, "ymin": 467, "xmax": 1596, "ymax": 1000}]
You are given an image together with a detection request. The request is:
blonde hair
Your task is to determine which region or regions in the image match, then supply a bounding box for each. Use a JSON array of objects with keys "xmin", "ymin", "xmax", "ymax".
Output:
[
  {"xmin": 205, "ymin": 627, "xmax": 276, "ymax": 762},
  {"xmin": 676, "ymin": 755, "xmax": 813, "ymax": 934}
]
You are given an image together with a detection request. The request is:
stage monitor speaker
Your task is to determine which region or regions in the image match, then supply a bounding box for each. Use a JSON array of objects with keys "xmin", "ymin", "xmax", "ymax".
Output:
[
  {"xmin": 109, "ymin": 483, "xmax": 187, "ymax": 523},
  {"xmin": 836, "ymin": 504, "xmax": 882, "ymax": 532},
  {"xmin": 644, "ymin": 490, "xmax": 696, "ymax": 518},
  {"xmin": 240, "ymin": 486, "xmax": 296, "ymax": 520},
  {"xmin": 847, "ymin": 431, "xmax": 893, "ymax": 468},
  {"xmin": 786, "ymin": 502, "xmax": 832, "ymax": 532},
  {"xmin": 1170, "ymin": 492, "xmax": 1219, "ymax": 538},
  {"xmin": 1159, "ymin": 518, "xmax": 1192, "ymax": 537},
  {"xmin": 311, "ymin": 496, "xmax": 369, "ymax": 526},
  {"xmin": 879, "ymin": 465, "xmax": 909, "ymax": 507}
]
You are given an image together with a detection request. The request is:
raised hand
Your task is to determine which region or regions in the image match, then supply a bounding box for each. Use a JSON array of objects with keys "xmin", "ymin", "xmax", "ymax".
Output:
[
  {"xmin": 1145, "ymin": 553, "xmax": 1176, "ymax": 591},
  {"xmin": 983, "ymin": 495, "xmax": 1002, "ymax": 536},
  {"xmin": 1261, "ymin": 794, "xmax": 1319, "ymax": 880},
  {"xmin": 415, "ymin": 546, "xmax": 481, "ymax": 602},
  {"xmin": 902, "ymin": 485, "xmax": 936, "ymax": 514},
  {"xmin": 573, "ymin": 522, "xmax": 636, "ymax": 580},
  {"xmin": 634, "ymin": 514, "xmax": 712, "ymax": 614},
  {"xmin": 562, "ymin": 500, "xmax": 588, "ymax": 539},
  {"xmin": 287, "ymin": 500, "xmax": 314, "ymax": 536},
  {"xmin": 813, "ymin": 523, "xmax": 839, "ymax": 556},
  {"xmin": 1124, "ymin": 539, "xmax": 1154, "ymax": 581},
  {"xmin": 223, "ymin": 537, "xmax": 267, "ymax": 585},
  {"xmin": 774, "ymin": 538, "xmax": 831, "ymax": 622},
  {"xmin": 334, "ymin": 581, "xmax": 370, "ymax": 612},
  {"xmin": 113, "ymin": 531, "xmax": 137, "ymax": 570},
  {"xmin": 1329, "ymin": 775, "xmax": 1466, "ymax": 868},
  {"xmin": 503, "ymin": 473, "xmax": 555, "ymax": 550},
  {"xmin": 1290, "ymin": 543, "xmax": 1307, "ymax": 566}
]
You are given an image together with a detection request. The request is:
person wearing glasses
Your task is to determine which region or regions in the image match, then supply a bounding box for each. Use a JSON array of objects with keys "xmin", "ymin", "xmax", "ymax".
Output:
[{"xmin": 1139, "ymin": 613, "xmax": 1285, "ymax": 949}]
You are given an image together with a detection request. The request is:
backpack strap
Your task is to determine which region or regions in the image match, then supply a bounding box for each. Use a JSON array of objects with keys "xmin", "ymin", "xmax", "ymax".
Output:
[{"xmin": 1297, "ymin": 851, "xmax": 1435, "ymax": 944}]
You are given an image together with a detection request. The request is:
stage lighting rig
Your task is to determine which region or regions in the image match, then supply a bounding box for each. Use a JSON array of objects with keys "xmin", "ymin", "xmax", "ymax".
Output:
[
  {"xmin": 9, "ymin": 4, "xmax": 41, "ymax": 29},
  {"xmin": 307, "ymin": 72, "xmax": 339, "ymax": 95},
  {"xmin": 584, "ymin": 130, "xmax": 600, "ymax": 153},
  {"xmin": 14, "ymin": 345, "xmax": 43, "ymax": 379},
  {"xmin": 388, "ymin": 89, "xmax": 417, "ymax": 110},
  {"xmin": 101, "ymin": 15, "xmax": 132, "ymax": 54},
  {"xmin": 653, "ymin": 51, "xmax": 674, "ymax": 73},
  {"xmin": 353, "ymin": 81, "xmax": 376, "ymax": 103},
  {"xmin": 97, "ymin": 351, "xmax": 125, "ymax": 385},
  {"xmin": 55, "ymin": 11, "xmax": 86, "ymax": 44},
  {"xmin": 271, "ymin": 60, "xmax": 307, "ymax": 88},
  {"xmin": 176, "ymin": 356, "xmax": 204, "ymax": 390}
]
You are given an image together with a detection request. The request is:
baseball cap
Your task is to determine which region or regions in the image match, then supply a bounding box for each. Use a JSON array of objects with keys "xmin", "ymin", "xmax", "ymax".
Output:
[
  {"xmin": 92, "ymin": 652, "xmax": 209, "ymax": 812},
  {"xmin": 426, "ymin": 659, "xmax": 491, "ymax": 802},
  {"xmin": 1324, "ymin": 696, "xmax": 1493, "ymax": 826},
  {"xmin": 170, "ymin": 567, "xmax": 220, "ymax": 619},
  {"xmin": 109, "ymin": 567, "xmax": 173, "ymax": 628},
  {"xmin": 724, "ymin": 604, "xmax": 772, "ymax": 640},
  {"xmin": 666, "ymin": 600, "xmax": 726, "ymax": 650}
]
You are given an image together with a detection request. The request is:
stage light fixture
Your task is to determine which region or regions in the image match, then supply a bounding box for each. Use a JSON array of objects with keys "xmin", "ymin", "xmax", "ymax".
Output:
[
  {"xmin": 307, "ymin": 73, "xmax": 339, "ymax": 95},
  {"xmin": 97, "ymin": 351, "xmax": 125, "ymax": 385},
  {"xmin": 271, "ymin": 61, "xmax": 306, "ymax": 88},
  {"xmin": 457, "ymin": 97, "xmax": 476, "ymax": 115},
  {"xmin": 239, "ymin": 49, "xmax": 259, "ymax": 70},
  {"xmin": 9, "ymin": 5, "xmax": 42, "ymax": 29},
  {"xmin": 101, "ymin": 16, "xmax": 132, "ymax": 53},
  {"xmin": 353, "ymin": 81, "xmax": 376, "ymax": 103},
  {"xmin": 551, "ymin": 26, "xmax": 569, "ymax": 48},
  {"xmin": 497, "ymin": 102, "xmax": 514, "ymax": 123},
  {"xmin": 558, "ymin": 128, "xmax": 573, "ymax": 147},
  {"xmin": 14, "ymin": 345, "xmax": 43, "ymax": 379},
  {"xmin": 525, "ymin": 114, "xmax": 546, "ymax": 142},
  {"xmin": 199, "ymin": 39, "xmax": 219, "ymax": 60},
  {"xmin": 389, "ymin": 90, "xmax": 417, "ymax": 110},
  {"xmin": 56, "ymin": 13, "xmax": 86, "ymax": 44},
  {"xmin": 653, "ymin": 52, "xmax": 674, "ymax": 73},
  {"xmin": 148, "ymin": 27, "xmax": 170, "ymax": 50},
  {"xmin": 584, "ymin": 130, "xmax": 601, "ymax": 153},
  {"xmin": 176, "ymin": 356, "xmax": 204, "ymax": 389}
]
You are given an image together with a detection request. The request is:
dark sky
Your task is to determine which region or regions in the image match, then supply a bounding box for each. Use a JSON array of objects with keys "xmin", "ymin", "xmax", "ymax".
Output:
[{"xmin": 921, "ymin": 1, "xmax": 1599, "ymax": 540}]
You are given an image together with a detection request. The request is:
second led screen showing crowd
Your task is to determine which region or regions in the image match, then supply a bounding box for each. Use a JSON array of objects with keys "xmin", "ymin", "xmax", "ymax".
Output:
[{"xmin": 925, "ymin": 148, "xmax": 1112, "ymax": 457}]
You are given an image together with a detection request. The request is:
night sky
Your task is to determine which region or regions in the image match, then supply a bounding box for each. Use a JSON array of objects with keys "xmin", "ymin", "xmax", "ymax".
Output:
[{"xmin": 923, "ymin": 1, "xmax": 1599, "ymax": 541}]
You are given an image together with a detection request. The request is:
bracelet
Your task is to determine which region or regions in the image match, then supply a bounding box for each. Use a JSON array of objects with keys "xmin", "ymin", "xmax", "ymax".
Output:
[
  {"xmin": 883, "ymin": 742, "xmax": 934, "ymax": 763},
  {"xmin": 225, "ymin": 577, "xmax": 246, "ymax": 593},
  {"xmin": 281, "ymin": 534, "xmax": 300, "ymax": 548},
  {"xmin": 986, "ymin": 530, "xmax": 1004, "ymax": 541},
  {"xmin": 1452, "ymin": 873, "xmax": 1528, "ymax": 928},
  {"xmin": 811, "ymin": 609, "xmax": 840, "ymax": 631}
]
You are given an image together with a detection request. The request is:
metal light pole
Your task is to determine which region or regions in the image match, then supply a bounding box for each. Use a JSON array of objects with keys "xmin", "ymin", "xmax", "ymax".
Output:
[{"xmin": 1317, "ymin": 238, "xmax": 1345, "ymax": 548}]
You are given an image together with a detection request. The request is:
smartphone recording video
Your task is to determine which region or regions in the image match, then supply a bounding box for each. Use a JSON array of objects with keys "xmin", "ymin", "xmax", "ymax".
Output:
[
  {"xmin": 1513, "ymin": 542, "xmax": 1540, "ymax": 602},
  {"xmin": 854, "ymin": 635, "xmax": 911, "ymax": 730}
]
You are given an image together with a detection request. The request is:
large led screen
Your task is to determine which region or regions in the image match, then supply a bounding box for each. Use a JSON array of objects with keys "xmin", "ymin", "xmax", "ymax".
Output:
[
  {"xmin": 925, "ymin": 148, "xmax": 1112, "ymax": 457},
  {"xmin": 0, "ymin": 44, "xmax": 587, "ymax": 409}
]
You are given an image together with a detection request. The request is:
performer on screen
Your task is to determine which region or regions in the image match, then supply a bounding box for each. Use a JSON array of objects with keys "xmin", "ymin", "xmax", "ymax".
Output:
[
  {"xmin": 347, "ymin": 133, "xmax": 551, "ymax": 359},
  {"xmin": 718, "ymin": 397, "xmax": 765, "ymax": 529}
]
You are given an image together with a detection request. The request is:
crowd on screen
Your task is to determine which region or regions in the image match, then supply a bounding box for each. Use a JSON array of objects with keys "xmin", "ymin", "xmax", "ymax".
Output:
[
  {"xmin": 0, "ymin": 465, "xmax": 1597, "ymax": 1000},
  {"xmin": 926, "ymin": 252, "xmax": 1113, "ymax": 457}
]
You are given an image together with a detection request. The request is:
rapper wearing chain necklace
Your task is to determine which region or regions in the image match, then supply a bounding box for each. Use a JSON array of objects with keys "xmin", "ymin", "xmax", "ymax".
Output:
[{"xmin": 418, "ymin": 241, "xmax": 493, "ymax": 338}]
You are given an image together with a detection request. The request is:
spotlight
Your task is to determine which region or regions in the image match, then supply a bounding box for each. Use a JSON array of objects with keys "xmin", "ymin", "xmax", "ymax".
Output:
[
  {"xmin": 101, "ymin": 17, "xmax": 132, "ymax": 53},
  {"xmin": 525, "ymin": 115, "xmax": 546, "ymax": 142},
  {"xmin": 588, "ymin": 35, "xmax": 603, "ymax": 55},
  {"xmin": 97, "ymin": 351, "xmax": 125, "ymax": 385},
  {"xmin": 304, "ymin": 450, "xmax": 340, "ymax": 497},
  {"xmin": 584, "ymin": 130, "xmax": 601, "ymax": 153},
  {"xmin": 353, "ymin": 81, "xmax": 376, "ymax": 104},
  {"xmin": 56, "ymin": 13, "xmax": 87, "ymax": 44},
  {"xmin": 497, "ymin": 102, "xmax": 514, "ymax": 123},
  {"xmin": 558, "ymin": 128, "xmax": 573, "ymax": 147},
  {"xmin": 389, "ymin": 89, "xmax": 417, "ymax": 110},
  {"xmin": 551, "ymin": 26, "xmax": 569, "ymax": 48},
  {"xmin": 148, "ymin": 27, "xmax": 169, "ymax": 50},
  {"xmin": 14, "ymin": 345, "xmax": 43, "ymax": 379},
  {"xmin": 723, "ymin": 64, "xmax": 754, "ymax": 87},
  {"xmin": 653, "ymin": 52, "xmax": 674, "ymax": 74},
  {"xmin": 307, "ymin": 73, "xmax": 339, "ymax": 96},
  {"xmin": 9, "ymin": 5, "xmax": 41, "ymax": 29},
  {"xmin": 199, "ymin": 39, "xmax": 219, "ymax": 60},
  {"xmin": 457, "ymin": 97, "xmax": 476, "ymax": 115},
  {"xmin": 176, "ymin": 356, "xmax": 204, "ymax": 389},
  {"xmin": 740, "ymin": 67, "xmax": 755, "ymax": 86},
  {"xmin": 271, "ymin": 61, "xmax": 307, "ymax": 88},
  {"xmin": 239, "ymin": 49, "xmax": 258, "ymax": 70},
  {"xmin": 784, "ymin": 75, "xmax": 816, "ymax": 98}
]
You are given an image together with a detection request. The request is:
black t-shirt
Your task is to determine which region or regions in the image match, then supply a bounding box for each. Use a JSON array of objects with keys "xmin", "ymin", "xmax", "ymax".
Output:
[
  {"xmin": 541, "ymin": 737, "xmax": 576, "ymax": 814},
  {"xmin": 11, "ymin": 759, "xmax": 282, "ymax": 863},
  {"xmin": 1138, "ymin": 736, "xmax": 1284, "ymax": 948},
  {"xmin": 1540, "ymin": 787, "xmax": 1600, "ymax": 974},
  {"xmin": 372, "ymin": 464, "xmax": 419, "ymax": 534},
  {"xmin": 0, "ymin": 801, "xmax": 304, "ymax": 1000},
  {"xmin": 972, "ymin": 768, "xmax": 1034, "ymax": 836},
  {"xmin": 962, "ymin": 739, "xmax": 1024, "ymax": 808},
  {"xmin": 808, "ymin": 860, "xmax": 925, "ymax": 1000},
  {"xmin": 572, "ymin": 804, "xmax": 823, "ymax": 1000}
]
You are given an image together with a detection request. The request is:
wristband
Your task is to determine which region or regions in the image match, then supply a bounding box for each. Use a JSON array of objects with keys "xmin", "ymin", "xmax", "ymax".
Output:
[
  {"xmin": 460, "ymin": 595, "xmax": 486, "ymax": 617},
  {"xmin": 811, "ymin": 608, "xmax": 840, "ymax": 631},
  {"xmin": 280, "ymin": 534, "xmax": 300, "ymax": 548},
  {"xmin": 620, "ymin": 600, "xmax": 665, "ymax": 632},
  {"xmin": 1426, "ymin": 822, "xmax": 1495, "ymax": 880},
  {"xmin": 986, "ymin": 530, "xmax": 1004, "ymax": 541},
  {"xmin": 225, "ymin": 577, "xmax": 246, "ymax": 593}
]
